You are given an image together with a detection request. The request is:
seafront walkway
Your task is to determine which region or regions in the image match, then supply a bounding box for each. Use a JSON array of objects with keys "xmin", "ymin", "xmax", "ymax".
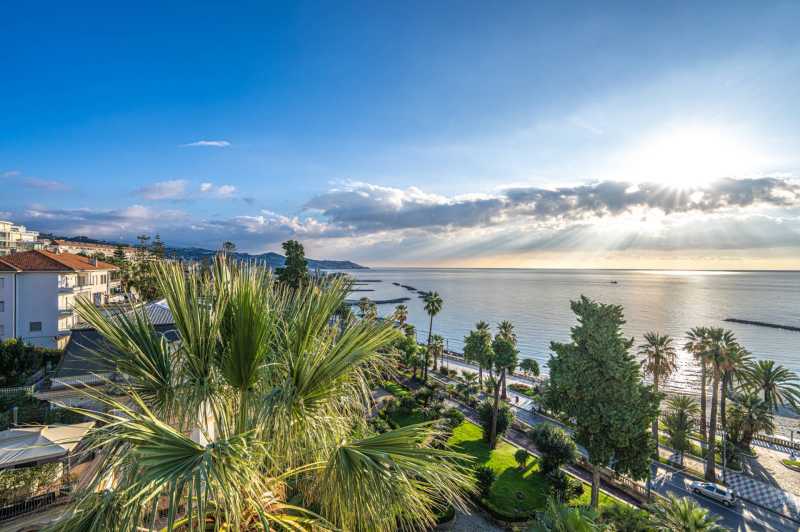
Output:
[{"xmin": 432, "ymin": 352, "xmax": 800, "ymax": 528}]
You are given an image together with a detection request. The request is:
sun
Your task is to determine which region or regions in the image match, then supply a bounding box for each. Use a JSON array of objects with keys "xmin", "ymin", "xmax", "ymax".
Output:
[{"xmin": 615, "ymin": 124, "xmax": 766, "ymax": 189}]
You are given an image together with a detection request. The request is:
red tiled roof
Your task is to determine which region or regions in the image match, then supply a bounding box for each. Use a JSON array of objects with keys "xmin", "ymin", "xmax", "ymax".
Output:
[
  {"xmin": 0, "ymin": 250, "xmax": 118, "ymax": 272},
  {"xmin": 0, "ymin": 258, "xmax": 21, "ymax": 272}
]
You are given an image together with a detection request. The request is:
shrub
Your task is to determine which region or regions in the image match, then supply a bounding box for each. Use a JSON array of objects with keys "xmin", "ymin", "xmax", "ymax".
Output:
[
  {"xmin": 447, "ymin": 369, "xmax": 458, "ymax": 378},
  {"xmin": 442, "ymin": 407, "xmax": 465, "ymax": 429},
  {"xmin": 529, "ymin": 424, "xmax": 577, "ymax": 476},
  {"xmin": 369, "ymin": 416, "xmax": 390, "ymax": 434},
  {"xmin": 399, "ymin": 396, "xmax": 417, "ymax": 414},
  {"xmin": 599, "ymin": 503, "xmax": 651, "ymax": 532},
  {"xmin": 413, "ymin": 387, "xmax": 433, "ymax": 407},
  {"xmin": 514, "ymin": 448, "xmax": 529, "ymax": 470},
  {"xmin": 0, "ymin": 462, "xmax": 62, "ymax": 505},
  {"xmin": 0, "ymin": 338, "xmax": 61, "ymax": 387},
  {"xmin": 546, "ymin": 470, "xmax": 583, "ymax": 503},
  {"xmin": 474, "ymin": 466, "xmax": 496, "ymax": 499},
  {"xmin": 477, "ymin": 400, "xmax": 514, "ymax": 443}
]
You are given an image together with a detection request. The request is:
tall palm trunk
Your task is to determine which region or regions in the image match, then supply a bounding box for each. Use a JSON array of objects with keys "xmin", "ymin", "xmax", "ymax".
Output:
[
  {"xmin": 501, "ymin": 371, "xmax": 507, "ymax": 400},
  {"xmin": 699, "ymin": 363, "xmax": 708, "ymax": 443},
  {"xmin": 720, "ymin": 372, "xmax": 729, "ymax": 431},
  {"xmin": 478, "ymin": 366, "xmax": 483, "ymax": 391},
  {"xmin": 490, "ymin": 373, "xmax": 501, "ymax": 449},
  {"xmin": 705, "ymin": 369, "xmax": 720, "ymax": 482},
  {"xmin": 652, "ymin": 374, "xmax": 660, "ymax": 457},
  {"xmin": 590, "ymin": 464, "xmax": 600, "ymax": 508},
  {"xmin": 424, "ymin": 315, "xmax": 433, "ymax": 381}
]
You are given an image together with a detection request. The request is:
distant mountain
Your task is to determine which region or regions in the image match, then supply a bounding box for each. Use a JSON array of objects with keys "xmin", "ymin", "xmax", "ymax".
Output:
[
  {"xmin": 166, "ymin": 248, "xmax": 368, "ymax": 270},
  {"xmin": 46, "ymin": 235, "xmax": 367, "ymax": 270}
]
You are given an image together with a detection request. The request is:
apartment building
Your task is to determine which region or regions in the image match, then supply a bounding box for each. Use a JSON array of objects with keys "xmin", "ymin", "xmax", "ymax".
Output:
[
  {"xmin": 48, "ymin": 239, "xmax": 140, "ymax": 260},
  {"xmin": 0, "ymin": 220, "xmax": 41, "ymax": 256},
  {"xmin": 0, "ymin": 250, "xmax": 120, "ymax": 348}
]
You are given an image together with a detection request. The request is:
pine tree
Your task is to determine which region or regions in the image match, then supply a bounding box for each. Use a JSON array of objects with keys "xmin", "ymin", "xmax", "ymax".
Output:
[{"xmin": 276, "ymin": 240, "xmax": 309, "ymax": 289}]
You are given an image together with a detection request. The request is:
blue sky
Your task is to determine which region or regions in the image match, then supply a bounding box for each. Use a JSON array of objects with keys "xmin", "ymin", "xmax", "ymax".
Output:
[{"xmin": 2, "ymin": 1, "xmax": 799, "ymax": 268}]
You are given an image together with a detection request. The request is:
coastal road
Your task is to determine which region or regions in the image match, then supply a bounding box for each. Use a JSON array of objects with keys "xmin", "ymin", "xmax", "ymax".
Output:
[{"xmin": 436, "ymin": 355, "xmax": 800, "ymax": 531}]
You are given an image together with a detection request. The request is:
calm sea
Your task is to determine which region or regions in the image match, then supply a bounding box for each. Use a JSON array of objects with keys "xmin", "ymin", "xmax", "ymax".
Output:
[{"xmin": 344, "ymin": 268, "xmax": 800, "ymax": 395}]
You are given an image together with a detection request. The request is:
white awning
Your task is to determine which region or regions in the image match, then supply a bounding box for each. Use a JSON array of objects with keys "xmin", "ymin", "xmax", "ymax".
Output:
[{"xmin": 0, "ymin": 422, "xmax": 95, "ymax": 469}]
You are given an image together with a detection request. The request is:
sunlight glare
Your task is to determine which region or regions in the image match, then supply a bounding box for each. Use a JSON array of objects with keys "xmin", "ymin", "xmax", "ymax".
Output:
[{"xmin": 617, "ymin": 125, "xmax": 765, "ymax": 188}]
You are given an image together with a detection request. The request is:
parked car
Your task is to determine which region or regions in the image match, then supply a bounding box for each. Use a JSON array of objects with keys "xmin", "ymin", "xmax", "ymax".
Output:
[{"xmin": 689, "ymin": 480, "xmax": 736, "ymax": 506}]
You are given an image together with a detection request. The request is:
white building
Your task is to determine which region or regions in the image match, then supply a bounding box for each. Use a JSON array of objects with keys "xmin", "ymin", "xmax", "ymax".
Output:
[
  {"xmin": 49, "ymin": 239, "xmax": 140, "ymax": 260},
  {"xmin": 0, "ymin": 250, "xmax": 120, "ymax": 348},
  {"xmin": 0, "ymin": 220, "xmax": 41, "ymax": 256}
]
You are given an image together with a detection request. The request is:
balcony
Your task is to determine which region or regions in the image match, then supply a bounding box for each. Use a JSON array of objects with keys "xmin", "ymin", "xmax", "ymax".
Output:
[{"xmin": 58, "ymin": 306, "xmax": 74, "ymax": 316}]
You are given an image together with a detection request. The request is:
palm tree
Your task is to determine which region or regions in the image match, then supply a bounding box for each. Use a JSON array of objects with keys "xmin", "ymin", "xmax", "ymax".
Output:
[
  {"xmin": 464, "ymin": 321, "xmax": 493, "ymax": 390},
  {"xmin": 456, "ymin": 372, "xmax": 478, "ymax": 403},
  {"xmin": 703, "ymin": 327, "xmax": 738, "ymax": 482},
  {"xmin": 489, "ymin": 336, "xmax": 517, "ymax": 448},
  {"xmin": 663, "ymin": 395, "xmax": 699, "ymax": 466},
  {"xmin": 496, "ymin": 320, "xmax": 517, "ymax": 399},
  {"xmin": 531, "ymin": 498, "xmax": 600, "ymax": 532},
  {"xmin": 685, "ymin": 327, "xmax": 710, "ymax": 442},
  {"xmin": 430, "ymin": 334, "xmax": 445, "ymax": 372},
  {"xmin": 357, "ymin": 296, "xmax": 371, "ymax": 318},
  {"xmin": 60, "ymin": 258, "xmax": 470, "ymax": 532},
  {"xmin": 392, "ymin": 304, "xmax": 408, "ymax": 326},
  {"xmin": 719, "ymin": 343, "xmax": 751, "ymax": 431},
  {"xmin": 639, "ymin": 332, "xmax": 677, "ymax": 456},
  {"xmin": 741, "ymin": 359, "xmax": 800, "ymax": 412},
  {"xmin": 728, "ymin": 392, "xmax": 776, "ymax": 451},
  {"xmin": 648, "ymin": 494, "xmax": 725, "ymax": 531},
  {"xmin": 423, "ymin": 292, "xmax": 443, "ymax": 382}
]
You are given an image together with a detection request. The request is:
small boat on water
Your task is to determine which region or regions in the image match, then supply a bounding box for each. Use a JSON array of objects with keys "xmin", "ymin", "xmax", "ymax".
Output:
[{"xmin": 610, "ymin": 280, "xmax": 618, "ymax": 284}]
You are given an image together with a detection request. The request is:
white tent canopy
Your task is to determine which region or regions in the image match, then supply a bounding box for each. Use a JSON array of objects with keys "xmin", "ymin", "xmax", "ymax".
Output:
[{"xmin": 0, "ymin": 422, "xmax": 94, "ymax": 469}]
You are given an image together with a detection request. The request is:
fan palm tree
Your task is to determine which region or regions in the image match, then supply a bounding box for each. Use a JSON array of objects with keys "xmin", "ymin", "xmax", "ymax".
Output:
[
  {"xmin": 56, "ymin": 258, "xmax": 470, "ymax": 532},
  {"xmin": 648, "ymin": 494, "xmax": 725, "ymax": 531},
  {"xmin": 663, "ymin": 395, "xmax": 699, "ymax": 466},
  {"xmin": 684, "ymin": 327, "xmax": 710, "ymax": 442},
  {"xmin": 392, "ymin": 304, "xmax": 408, "ymax": 326},
  {"xmin": 456, "ymin": 372, "xmax": 478, "ymax": 404},
  {"xmin": 423, "ymin": 292, "xmax": 443, "ymax": 382},
  {"xmin": 728, "ymin": 392, "xmax": 775, "ymax": 451},
  {"xmin": 639, "ymin": 332, "xmax": 677, "ymax": 455},
  {"xmin": 531, "ymin": 498, "xmax": 600, "ymax": 532},
  {"xmin": 430, "ymin": 334, "xmax": 445, "ymax": 372},
  {"xmin": 703, "ymin": 327, "xmax": 738, "ymax": 482},
  {"xmin": 741, "ymin": 359, "xmax": 800, "ymax": 412}
]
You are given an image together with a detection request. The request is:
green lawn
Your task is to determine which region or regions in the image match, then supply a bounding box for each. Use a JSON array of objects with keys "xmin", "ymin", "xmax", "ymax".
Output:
[
  {"xmin": 382, "ymin": 381, "xmax": 409, "ymax": 398},
  {"xmin": 447, "ymin": 421, "xmax": 614, "ymax": 519}
]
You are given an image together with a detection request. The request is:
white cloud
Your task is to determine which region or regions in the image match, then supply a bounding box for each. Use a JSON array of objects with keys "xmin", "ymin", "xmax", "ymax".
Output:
[
  {"xmin": 198, "ymin": 182, "xmax": 237, "ymax": 198},
  {"xmin": 135, "ymin": 179, "xmax": 189, "ymax": 200},
  {"xmin": 180, "ymin": 140, "xmax": 231, "ymax": 148}
]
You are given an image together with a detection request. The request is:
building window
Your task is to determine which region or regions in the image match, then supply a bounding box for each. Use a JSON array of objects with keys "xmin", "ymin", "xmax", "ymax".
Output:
[
  {"xmin": 29, "ymin": 321, "xmax": 42, "ymax": 332},
  {"xmin": 0, "ymin": 301, "xmax": 4, "ymax": 312},
  {"xmin": 0, "ymin": 324, "xmax": 4, "ymax": 336},
  {"xmin": 0, "ymin": 277, "xmax": 4, "ymax": 289}
]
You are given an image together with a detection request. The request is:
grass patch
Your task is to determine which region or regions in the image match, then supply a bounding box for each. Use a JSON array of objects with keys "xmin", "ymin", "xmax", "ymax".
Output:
[
  {"xmin": 658, "ymin": 435, "xmax": 739, "ymax": 470},
  {"xmin": 387, "ymin": 409, "xmax": 428, "ymax": 428},
  {"xmin": 782, "ymin": 459, "xmax": 800, "ymax": 472},
  {"xmin": 382, "ymin": 381, "xmax": 409, "ymax": 398},
  {"xmin": 447, "ymin": 421, "xmax": 614, "ymax": 519}
]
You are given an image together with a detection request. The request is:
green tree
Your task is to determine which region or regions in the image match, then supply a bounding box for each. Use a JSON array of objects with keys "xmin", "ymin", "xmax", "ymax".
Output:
[
  {"xmin": 456, "ymin": 371, "xmax": 478, "ymax": 404},
  {"xmin": 474, "ymin": 466, "xmax": 496, "ymax": 499},
  {"xmin": 222, "ymin": 240, "xmax": 237, "ymax": 254},
  {"xmin": 599, "ymin": 503, "xmax": 651, "ymax": 532},
  {"xmin": 529, "ymin": 424, "xmax": 578, "ymax": 477},
  {"xmin": 64, "ymin": 257, "xmax": 471, "ymax": 531},
  {"xmin": 422, "ymin": 292, "xmax": 443, "ymax": 382},
  {"xmin": 357, "ymin": 297, "xmax": 371, "ymax": 318},
  {"xmin": 477, "ymin": 397, "xmax": 513, "ymax": 448},
  {"xmin": 638, "ymin": 332, "xmax": 677, "ymax": 456},
  {"xmin": 150, "ymin": 234, "xmax": 165, "ymax": 258},
  {"xmin": 741, "ymin": 359, "xmax": 800, "ymax": 412},
  {"xmin": 430, "ymin": 334, "xmax": 444, "ymax": 371},
  {"xmin": 514, "ymin": 448, "xmax": 529, "ymax": 470},
  {"xmin": 663, "ymin": 395, "xmax": 699, "ymax": 466},
  {"xmin": 135, "ymin": 234, "xmax": 150, "ymax": 261},
  {"xmin": 547, "ymin": 296, "xmax": 659, "ymax": 508},
  {"xmin": 489, "ymin": 336, "xmax": 517, "ymax": 448},
  {"xmin": 727, "ymin": 392, "xmax": 775, "ymax": 451},
  {"xmin": 392, "ymin": 304, "xmax": 408, "ymax": 325},
  {"xmin": 463, "ymin": 322, "xmax": 493, "ymax": 390},
  {"xmin": 648, "ymin": 494, "xmax": 725, "ymax": 531},
  {"xmin": 276, "ymin": 239, "xmax": 309, "ymax": 289},
  {"xmin": 113, "ymin": 244, "xmax": 126, "ymax": 262},
  {"xmin": 519, "ymin": 358, "xmax": 540, "ymax": 378},
  {"xmin": 684, "ymin": 327, "xmax": 710, "ymax": 442}
]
